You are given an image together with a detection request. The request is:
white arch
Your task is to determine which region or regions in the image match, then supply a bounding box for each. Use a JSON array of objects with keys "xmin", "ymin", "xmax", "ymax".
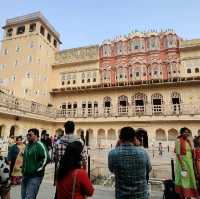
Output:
[
  {"xmin": 155, "ymin": 128, "xmax": 167, "ymax": 141},
  {"xmin": 168, "ymin": 128, "xmax": 178, "ymax": 141},
  {"xmin": 97, "ymin": 129, "xmax": 106, "ymax": 146}
]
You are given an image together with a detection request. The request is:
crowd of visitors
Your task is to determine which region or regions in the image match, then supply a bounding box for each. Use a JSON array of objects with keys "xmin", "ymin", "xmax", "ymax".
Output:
[{"xmin": 2, "ymin": 123, "xmax": 200, "ymax": 199}]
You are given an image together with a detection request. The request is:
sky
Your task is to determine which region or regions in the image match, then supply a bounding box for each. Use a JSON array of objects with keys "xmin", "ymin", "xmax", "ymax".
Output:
[{"xmin": 0, "ymin": 0, "xmax": 199, "ymax": 50}]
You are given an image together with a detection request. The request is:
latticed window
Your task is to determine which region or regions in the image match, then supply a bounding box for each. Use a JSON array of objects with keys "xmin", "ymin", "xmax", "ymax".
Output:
[
  {"xmin": 131, "ymin": 39, "xmax": 140, "ymax": 50},
  {"xmin": 103, "ymin": 45, "xmax": 111, "ymax": 56},
  {"xmin": 103, "ymin": 69, "xmax": 111, "ymax": 81},
  {"xmin": 116, "ymin": 42, "xmax": 123, "ymax": 55},
  {"xmin": 148, "ymin": 37, "xmax": 160, "ymax": 50}
]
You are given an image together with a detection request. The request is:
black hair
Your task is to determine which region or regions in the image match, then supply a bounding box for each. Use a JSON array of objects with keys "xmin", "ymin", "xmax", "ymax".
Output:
[
  {"xmin": 119, "ymin": 127, "xmax": 135, "ymax": 142},
  {"xmin": 57, "ymin": 141, "xmax": 83, "ymax": 181},
  {"xmin": 64, "ymin": 121, "xmax": 75, "ymax": 134},
  {"xmin": 41, "ymin": 130, "xmax": 47, "ymax": 136},
  {"xmin": 16, "ymin": 136, "xmax": 22, "ymax": 141},
  {"xmin": 135, "ymin": 131, "xmax": 143, "ymax": 143},
  {"xmin": 28, "ymin": 128, "xmax": 39, "ymax": 137},
  {"xmin": 180, "ymin": 127, "xmax": 191, "ymax": 135}
]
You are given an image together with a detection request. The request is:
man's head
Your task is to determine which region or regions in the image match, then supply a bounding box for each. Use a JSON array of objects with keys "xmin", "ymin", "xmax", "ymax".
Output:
[
  {"xmin": 119, "ymin": 127, "xmax": 135, "ymax": 143},
  {"xmin": 64, "ymin": 121, "xmax": 75, "ymax": 134},
  {"xmin": 27, "ymin": 128, "xmax": 39, "ymax": 143}
]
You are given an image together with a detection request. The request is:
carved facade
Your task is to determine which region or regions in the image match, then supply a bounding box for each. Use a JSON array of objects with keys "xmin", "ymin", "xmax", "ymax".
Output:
[{"xmin": 1, "ymin": 13, "xmax": 200, "ymax": 149}]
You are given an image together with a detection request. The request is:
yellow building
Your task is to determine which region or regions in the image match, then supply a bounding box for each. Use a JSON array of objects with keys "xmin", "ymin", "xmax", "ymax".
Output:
[{"xmin": 0, "ymin": 12, "xmax": 200, "ymax": 148}]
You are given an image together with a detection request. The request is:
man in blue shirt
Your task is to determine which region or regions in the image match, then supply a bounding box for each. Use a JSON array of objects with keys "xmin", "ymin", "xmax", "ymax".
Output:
[{"xmin": 108, "ymin": 127, "xmax": 151, "ymax": 199}]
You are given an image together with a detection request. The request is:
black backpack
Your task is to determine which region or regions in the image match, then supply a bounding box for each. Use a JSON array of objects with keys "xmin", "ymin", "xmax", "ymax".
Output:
[{"xmin": 163, "ymin": 180, "xmax": 180, "ymax": 199}]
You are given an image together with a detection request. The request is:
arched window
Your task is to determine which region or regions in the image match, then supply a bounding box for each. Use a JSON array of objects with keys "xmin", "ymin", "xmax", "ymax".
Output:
[
  {"xmin": 171, "ymin": 92, "xmax": 181, "ymax": 113},
  {"xmin": 103, "ymin": 96, "xmax": 112, "ymax": 107},
  {"xmin": 132, "ymin": 93, "xmax": 147, "ymax": 114},
  {"xmin": 195, "ymin": 68, "xmax": 199, "ymax": 73},
  {"xmin": 88, "ymin": 101, "xmax": 92, "ymax": 116},
  {"xmin": 82, "ymin": 101, "xmax": 86, "ymax": 116},
  {"xmin": 81, "ymin": 72, "xmax": 85, "ymax": 83},
  {"xmin": 148, "ymin": 36, "xmax": 160, "ymax": 50},
  {"xmin": 168, "ymin": 128, "xmax": 178, "ymax": 141},
  {"xmin": 151, "ymin": 93, "xmax": 163, "ymax": 114},
  {"xmin": 187, "ymin": 68, "xmax": 192, "ymax": 74},
  {"xmin": 155, "ymin": 129, "xmax": 167, "ymax": 141},
  {"xmin": 131, "ymin": 39, "xmax": 140, "ymax": 50},
  {"xmin": 103, "ymin": 96, "xmax": 112, "ymax": 115},
  {"xmin": 102, "ymin": 67, "xmax": 111, "ymax": 82},
  {"xmin": 166, "ymin": 34, "xmax": 177, "ymax": 48},
  {"xmin": 117, "ymin": 67, "xmax": 127, "ymax": 81},
  {"xmin": 118, "ymin": 95, "xmax": 128, "ymax": 116},
  {"xmin": 116, "ymin": 41, "xmax": 123, "ymax": 55},
  {"xmin": 103, "ymin": 45, "xmax": 111, "ymax": 57}
]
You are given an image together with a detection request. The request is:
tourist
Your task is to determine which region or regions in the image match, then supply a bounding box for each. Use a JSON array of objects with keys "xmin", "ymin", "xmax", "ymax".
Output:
[
  {"xmin": 21, "ymin": 128, "xmax": 50, "ymax": 199},
  {"xmin": 108, "ymin": 127, "xmax": 151, "ymax": 199},
  {"xmin": 158, "ymin": 142, "xmax": 163, "ymax": 156},
  {"xmin": 53, "ymin": 121, "xmax": 87, "ymax": 169},
  {"xmin": 0, "ymin": 151, "xmax": 11, "ymax": 199},
  {"xmin": 175, "ymin": 127, "xmax": 198, "ymax": 198},
  {"xmin": 193, "ymin": 135, "xmax": 200, "ymax": 193},
  {"xmin": 8, "ymin": 135, "xmax": 15, "ymax": 152},
  {"xmin": 7, "ymin": 136, "xmax": 25, "ymax": 185},
  {"xmin": 56, "ymin": 141, "xmax": 94, "ymax": 199},
  {"xmin": 135, "ymin": 129, "xmax": 144, "ymax": 147}
]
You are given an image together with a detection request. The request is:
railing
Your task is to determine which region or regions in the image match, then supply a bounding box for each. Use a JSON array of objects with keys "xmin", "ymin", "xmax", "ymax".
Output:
[
  {"xmin": 0, "ymin": 91, "xmax": 200, "ymax": 120},
  {"xmin": 0, "ymin": 91, "xmax": 57, "ymax": 118},
  {"xmin": 57, "ymin": 103, "xmax": 200, "ymax": 118}
]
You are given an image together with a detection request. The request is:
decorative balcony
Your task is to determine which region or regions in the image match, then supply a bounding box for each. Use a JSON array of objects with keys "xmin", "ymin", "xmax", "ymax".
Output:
[
  {"xmin": 50, "ymin": 76, "xmax": 200, "ymax": 94},
  {"xmin": 56, "ymin": 104, "xmax": 200, "ymax": 119},
  {"xmin": 0, "ymin": 90, "xmax": 199, "ymax": 122},
  {"xmin": 0, "ymin": 91, "xmax": 57, "ymax": 119}
]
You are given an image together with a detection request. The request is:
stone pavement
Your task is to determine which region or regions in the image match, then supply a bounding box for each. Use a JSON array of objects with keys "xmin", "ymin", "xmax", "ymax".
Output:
[{"xmin": 11, "ymin": 182, "xmax": 163, "ymax": 199}]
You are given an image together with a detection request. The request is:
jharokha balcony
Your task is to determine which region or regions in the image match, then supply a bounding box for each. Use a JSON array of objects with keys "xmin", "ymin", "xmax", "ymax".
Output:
[
  {"xmin": 56, "ymin": 104, "xmax": 199, "ymax": 119},
  {"xmin": 50, "ymin": 76, "xmax": 200, "ymax": 94}
]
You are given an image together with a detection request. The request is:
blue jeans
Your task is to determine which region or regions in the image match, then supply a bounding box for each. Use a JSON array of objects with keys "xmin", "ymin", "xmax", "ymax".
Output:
[{"xmin": 21, "ymin": 176, "xmax": 43, "ymax": 199}]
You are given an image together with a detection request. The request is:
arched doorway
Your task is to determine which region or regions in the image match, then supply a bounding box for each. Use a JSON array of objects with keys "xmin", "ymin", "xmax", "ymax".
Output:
[
  {"xmin": 107, "ymin": 129, "xmax": 117, "ymax": 148},
  {"xmin": 168, "ymin": 128, "xmax": 178, "ymax": 141},
  {"xmin": 9, "ymin": 125, "xmax": 19, "ymax": 138},
  {"xmin": 0, "ymin": 125, "xmax": 5, "ymax": 138},
  {"xmin": 155, "ymin": 129, "xmax": 167, "ymax": 141},
  {"xmin": 97, "ymin": 129, "xmax": 106, "ymax": 147},
  {"xmin": 137, "ymin": 128, "xmax": 148, "ymax": 148},
  {"xmin": 85, "ymin": 129, "xmax": 94, "ymax": 146},
  {"xmin": 118, "ymin": 95, "xmax": 128, "ymax": 116},
  {"xmin": 103, "ymin": 96, "xmax": 112, "ymax": 116}
]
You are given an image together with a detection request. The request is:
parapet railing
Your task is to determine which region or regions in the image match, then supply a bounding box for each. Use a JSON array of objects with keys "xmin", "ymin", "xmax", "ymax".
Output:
[
  {"xmin": 0, "ymin": 91, "xmax": 58, "ymax": 118},
  {"xmin": 56, "ymin": 103, "xmax": 200, "ymax": 118},
  {"xmin": 0, "ymin": 90, "xmax": 200, "ymax": 120}
]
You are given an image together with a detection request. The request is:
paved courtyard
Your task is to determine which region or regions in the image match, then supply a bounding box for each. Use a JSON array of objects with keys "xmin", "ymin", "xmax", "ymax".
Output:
[{"xmin": 11, "ymin": 182, "xmax": 162, "ymax": 199}]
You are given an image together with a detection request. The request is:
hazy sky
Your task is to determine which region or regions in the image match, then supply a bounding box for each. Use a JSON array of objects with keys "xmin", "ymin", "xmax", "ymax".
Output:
[{"xmin": 0, "ymin": 0, "xmax": 199, "ymax": 50}]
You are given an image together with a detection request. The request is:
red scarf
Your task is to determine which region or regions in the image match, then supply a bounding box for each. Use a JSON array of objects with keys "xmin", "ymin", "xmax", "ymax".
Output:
[{"xmin": 177, "ymin": 136, "xmax": 192, "ymax": 155}]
